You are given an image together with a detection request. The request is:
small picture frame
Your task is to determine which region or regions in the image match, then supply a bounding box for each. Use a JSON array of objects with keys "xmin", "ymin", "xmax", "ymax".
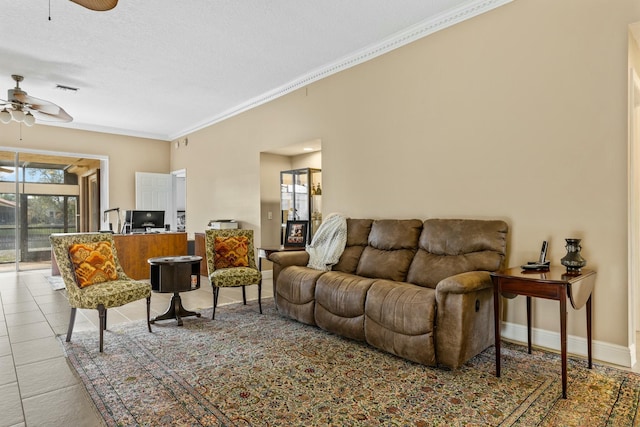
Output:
[{"xmin": 284, "ymin": 220, "xmax": 308, "ymax": 247}]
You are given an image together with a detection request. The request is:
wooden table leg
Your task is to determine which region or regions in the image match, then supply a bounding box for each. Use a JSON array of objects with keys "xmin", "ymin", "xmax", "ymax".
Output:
[
  {"xmin": 151, "ymin": 293, "xmax": 200, "ymax": 326},
  {"xmin": 493, "ymin": 280, "xmax": 501, "ymax": 377},
  {"xmin": 526, "ymin": 296, "xmax": 532, "ymax": 354},
  {"xmin": 587, "ymin": 295, "xmax": 593, "ymax": 369},
  {"xmin": 560, "ymin": 290, "xmax": 568, "ymax": 399}
]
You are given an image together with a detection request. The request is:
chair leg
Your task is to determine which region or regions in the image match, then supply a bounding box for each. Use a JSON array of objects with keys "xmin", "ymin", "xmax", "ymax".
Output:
[
  {"xmin": 98, "ymin": 304, "xmax": 106, "ymax": 352},
  {"xmin": 146, "ymin": 296, "xmax": 152, "ymax": 333},
  {"xmin": 66, "ymin": 307, "xmax": 77, "ymax": 342},
  {"xmin": 258, "ymin": 281, "xmax": 263, "ymax": 314},
  {"xmin": 242, "ymin": 286, "xmax": 247, "ymax": 305},
  {"xmin": 212, "ymin": 287, "xmax": 219, "ymax": 320}
]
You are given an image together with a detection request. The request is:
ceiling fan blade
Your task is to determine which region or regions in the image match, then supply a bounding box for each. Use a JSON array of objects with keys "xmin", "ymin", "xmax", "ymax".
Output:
[
  {"xmin": 4, "ymin": 75, "xmax": 73, "ymax": 123},
  {"xmin": 13, "ymin": 92, "xmax": 65, "ymax": 115},
  {"xmin": 31, "ymin": 108, "xmax": 73, "ymax": 123},
  {"xmin": 69, "ymin": 0, "xmax": 118, "ymax": 11}
]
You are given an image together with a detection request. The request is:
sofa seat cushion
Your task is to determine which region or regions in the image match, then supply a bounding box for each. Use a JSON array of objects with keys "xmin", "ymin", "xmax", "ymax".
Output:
[
  {"xmin": 275, "ymin": 266, "xmax": 324, "ymax": 325},
  {"xmin": 315, "ymin": 272, "xmax": 376, "ymax": 341},
  {"xmin": 364, "ymin": 280, "xmax": 437, "ymax": 366}
]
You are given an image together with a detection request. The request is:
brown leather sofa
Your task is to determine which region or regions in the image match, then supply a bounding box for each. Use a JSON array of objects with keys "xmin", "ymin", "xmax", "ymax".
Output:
[{"xmin": 269, "ymin": 218, "xmax": 508, "ymax": 369}]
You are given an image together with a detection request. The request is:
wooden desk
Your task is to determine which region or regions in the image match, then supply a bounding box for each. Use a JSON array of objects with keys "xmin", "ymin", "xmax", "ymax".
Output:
[
  {"xmin": 490, "ymin": 266, "xmax": 596, "ymax": 399},
  {"xmin": 51, "ymin": 232, "xmax": 188, "ymax": 280},
  {"xmin": 194, "ymin": 232, "xmax": 208, "ymax": 276},
  {"xmin": 115, "ymin": 233, "xmax": 188, "ymax": 279}
]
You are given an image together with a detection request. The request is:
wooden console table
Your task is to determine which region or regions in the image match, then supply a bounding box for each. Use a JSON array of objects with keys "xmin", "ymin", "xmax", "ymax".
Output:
[
  {"xmin": 51, "ymin": 232, "xmax": 188, "ymax": 280},
  {"xmin": 490, "ymin": 266, "xmax": 596, "ymax": 399}
]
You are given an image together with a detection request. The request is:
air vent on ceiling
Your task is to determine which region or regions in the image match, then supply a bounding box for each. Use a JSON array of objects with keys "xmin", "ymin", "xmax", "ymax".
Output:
[{"xmin": 55, "ymin": 84, "xmax": 79, "ymax": 92}]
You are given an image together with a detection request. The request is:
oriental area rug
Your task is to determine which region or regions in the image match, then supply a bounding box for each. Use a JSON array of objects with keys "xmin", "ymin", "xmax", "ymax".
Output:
[{"xmin": 61, "ymin": 300, "xmax": 640, "ymax": 426}]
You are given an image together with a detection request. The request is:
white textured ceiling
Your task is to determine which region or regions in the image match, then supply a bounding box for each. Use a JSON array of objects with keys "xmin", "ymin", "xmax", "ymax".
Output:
[{"xmin": 0, "ymin": 0, "xmax": 509, "ymax": 141}]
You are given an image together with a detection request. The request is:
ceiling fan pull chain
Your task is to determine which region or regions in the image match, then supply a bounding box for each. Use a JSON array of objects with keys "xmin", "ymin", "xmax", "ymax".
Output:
[{"xmin": 48, "ymin": 0, "xmax": 52, "ymax": 21}]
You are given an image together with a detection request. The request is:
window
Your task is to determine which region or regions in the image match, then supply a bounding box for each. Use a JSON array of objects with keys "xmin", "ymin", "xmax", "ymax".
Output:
[{"xmin": 0, "ymin": 164, "xmax": 69, "ymax": 184}]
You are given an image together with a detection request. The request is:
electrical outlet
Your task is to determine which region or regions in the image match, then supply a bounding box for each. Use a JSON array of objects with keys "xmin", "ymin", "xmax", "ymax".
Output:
[{"xmin": 268, "ymin": 211, "xmax": 273, "ymax": 220}]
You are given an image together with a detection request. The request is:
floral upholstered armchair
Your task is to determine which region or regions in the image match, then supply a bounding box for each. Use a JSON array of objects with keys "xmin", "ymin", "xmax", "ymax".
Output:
[
  {"xmin": 205, "ymin": 229, "xmax": 262, "ymax": 319},
  {"xmin": 50, "ymin": 232, "xmax": 152, "ymax": 352}
]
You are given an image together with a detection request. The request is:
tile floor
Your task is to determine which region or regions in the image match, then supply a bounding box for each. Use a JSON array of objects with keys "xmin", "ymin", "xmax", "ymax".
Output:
[
  {"xmin": 0, "ymin": 269, "xmax": 639, "ymax": 426},
  {"xmin": 0, "ymin": 269, "xmax": 272, "ymax": 427}
]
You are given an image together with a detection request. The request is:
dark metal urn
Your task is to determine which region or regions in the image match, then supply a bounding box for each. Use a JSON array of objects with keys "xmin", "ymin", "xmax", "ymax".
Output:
[{"xmin": 560, "ymin": 238, "xmax": 587, "ymax": 273}]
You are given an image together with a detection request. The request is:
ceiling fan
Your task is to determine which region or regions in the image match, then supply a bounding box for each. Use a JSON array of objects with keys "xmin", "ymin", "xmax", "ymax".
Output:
[
  {"xmin": 69, "ymin": 0, "xmax": 118, "ymax": 11},
  {"xmin": 0, "ymin": 75, "xmax": 73, "ymax": 126}
]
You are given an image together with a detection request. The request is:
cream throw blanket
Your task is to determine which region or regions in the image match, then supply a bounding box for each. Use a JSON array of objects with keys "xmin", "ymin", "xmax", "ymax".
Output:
[{"xmin": 306, "ymin": 213, "xmax": 348, "ymax": 271}]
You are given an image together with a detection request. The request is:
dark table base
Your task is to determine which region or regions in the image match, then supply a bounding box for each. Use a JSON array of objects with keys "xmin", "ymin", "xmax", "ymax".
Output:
[{"xmin": 150, "ymin": 292, "xmax": 201, "ymax": 326}]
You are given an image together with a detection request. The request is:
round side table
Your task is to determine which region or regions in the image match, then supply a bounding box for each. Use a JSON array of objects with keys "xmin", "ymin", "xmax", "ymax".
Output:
[{"xmin": 148, "ymin": 255, "xmax": 202, "ymax": 326}]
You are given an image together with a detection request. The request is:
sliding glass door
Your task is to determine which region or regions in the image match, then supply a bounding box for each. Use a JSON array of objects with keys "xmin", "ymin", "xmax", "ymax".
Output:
[
  {"xmin": 0, "ymin": 150, "xmax": 101, "ymax": 272},
  {"xmin": 0, "ymin": 151, "xmax": 18, "ymax": 271},
  {"xmin": 19, "ymin": 194, "xmax": 78, "ymax": 263}
]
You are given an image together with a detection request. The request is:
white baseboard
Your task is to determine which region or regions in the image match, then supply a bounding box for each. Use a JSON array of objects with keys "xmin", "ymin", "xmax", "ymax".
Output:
[{"xmin": 500, "ymin": 321, "xmax": 636, "ymax": 369}]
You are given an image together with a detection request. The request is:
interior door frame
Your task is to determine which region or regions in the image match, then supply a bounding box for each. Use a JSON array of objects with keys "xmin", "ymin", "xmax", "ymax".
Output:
[
  {"xmin": 628, "ymin": 68, "xmax": 640, "ymax": 367},
  {"xmin": 84, "ymin": 171, "xmax": 100, "ymax": 232}
]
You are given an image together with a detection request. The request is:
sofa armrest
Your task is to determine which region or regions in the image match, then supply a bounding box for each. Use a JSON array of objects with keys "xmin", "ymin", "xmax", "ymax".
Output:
[
  {"xmin": 435, "ymin": 271, "xmax": 492, "ymax": 296},
  {"xmin": 434, "ymin": 271, "xmax": 494, "ymax": 369},
  {"xmin": 269, "ymin": 250, "xmax": 310, "ymax": 267},
  {"xmin": 269, "ymin": 251, "xmax": 310, "ymax": 285}
]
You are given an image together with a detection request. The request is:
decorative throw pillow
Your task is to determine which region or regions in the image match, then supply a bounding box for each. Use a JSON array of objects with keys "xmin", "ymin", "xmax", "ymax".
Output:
[
  {"xmin": 68, "ymin": 241, "xmax": 118, "ymax": 288},
  {"xmin": 214, "ymin": 236, "xmax": 249, "ymax": 269}
]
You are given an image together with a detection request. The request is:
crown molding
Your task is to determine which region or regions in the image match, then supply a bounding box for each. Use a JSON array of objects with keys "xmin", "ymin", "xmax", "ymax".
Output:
[
  {"xmin": 169, "ymin": 0, "xmax": 512, "ymax": 140},
  {"xmin": 38, "ymin": 120, "xmax": 170, "ymax": 141}
]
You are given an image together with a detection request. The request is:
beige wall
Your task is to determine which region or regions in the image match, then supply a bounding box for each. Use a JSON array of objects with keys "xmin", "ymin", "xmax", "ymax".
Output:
[
  {"xmin": 0, "ymin": 123, "xmax": 171, "ymax": 216},
  {"xmin": 291, "ymin": 151, "xmax": 321, "ymax": 170},
  {"xmin": 171, "ymin": 0, "xmax": 640, "ymax": 354},
  {"xmin": 2, "ymin": 0, "xmax": 639, "ymax": 360}
]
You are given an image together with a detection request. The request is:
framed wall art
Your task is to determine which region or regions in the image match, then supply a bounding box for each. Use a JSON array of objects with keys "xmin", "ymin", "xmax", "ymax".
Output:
[{"xmin": 284, "ymin": 220, "xmax": 308, "ymax": 247}]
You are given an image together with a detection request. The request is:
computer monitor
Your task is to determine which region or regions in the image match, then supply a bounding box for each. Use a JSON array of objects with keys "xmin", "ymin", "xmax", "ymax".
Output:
[{"xmin": 125, "ymin": 210, "xmax": 165, "ymax": 233}]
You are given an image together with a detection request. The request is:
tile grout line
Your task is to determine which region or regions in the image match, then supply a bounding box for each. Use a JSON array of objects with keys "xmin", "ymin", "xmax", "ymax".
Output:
[{"xmin": 0, "ymin": 289, "xmax": 27, "ymax": 426}]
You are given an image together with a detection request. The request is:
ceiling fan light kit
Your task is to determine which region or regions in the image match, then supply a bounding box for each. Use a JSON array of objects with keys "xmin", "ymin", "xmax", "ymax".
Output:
[
  {"xmin": 0, "ymin": 109, "xmax": 11, "ymax": 124},
  {"xmin": 0, "ymin": 108, "xmax": 35, "ymax": 126},
  {"xmin": 0, "ymin": 75, "xmax": 73, "ymax": 126}
]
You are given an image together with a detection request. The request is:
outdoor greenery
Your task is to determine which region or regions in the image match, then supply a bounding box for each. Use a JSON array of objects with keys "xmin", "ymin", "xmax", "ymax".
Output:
[{"xmin": 0, "ymin": 165, "xmax": 78, "ymax": 263}]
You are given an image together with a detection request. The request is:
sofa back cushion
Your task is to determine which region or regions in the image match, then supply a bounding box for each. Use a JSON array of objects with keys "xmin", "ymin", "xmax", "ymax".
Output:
[
  {"xmin": 332, "ymin": 219, "xmax": 373, "ymax": 274},
  {"xmin": 355, "ymin": 219, "xmax": 423, "ymax": 282},
  {"xmin": 406, "ymin": 219, "xmax": 508, "ymax": 288}
]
